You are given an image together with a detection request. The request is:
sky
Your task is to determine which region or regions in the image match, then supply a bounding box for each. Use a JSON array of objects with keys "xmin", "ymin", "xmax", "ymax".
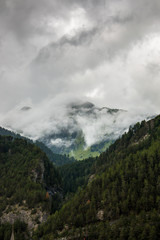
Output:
[{"xmin": 0, "ymin": 0, "xmax": 160, "ymax": 144}]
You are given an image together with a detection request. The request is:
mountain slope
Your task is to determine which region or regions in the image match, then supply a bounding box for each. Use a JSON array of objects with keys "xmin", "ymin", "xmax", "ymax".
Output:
[
  {"xmin": 39, "ymin": 102, "xmax": 127, "ymax": 159},
  {"xmin": 1, "ymin": 101, "xmax": 150, "ymax": 160},
  {"xmin": 0, "ymin": 126, "xmax": 75, "ymax": 166},
  {"xmin": 34, "ymin": 115, "xmax": 160, "ymax": 239},
  {"xmin": 0, "ymin": 136, "xmax": 62, "ymax": 237},
  {"xmin": 59, "ymin": 157, "xmax": 95, "ymax": 196}
]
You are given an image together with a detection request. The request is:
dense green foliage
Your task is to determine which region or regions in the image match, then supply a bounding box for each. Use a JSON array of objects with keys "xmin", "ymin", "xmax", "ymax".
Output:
[
  {"xmin": 0, "ymin": 127, "xmax": 22, "ymax": 138},
  {"xmin": 59, "ymin": 157, "xmax": 95, "ymax": 195},
  {"xmin": 0, "ymin": 220, "xmax": 29, "ymax": 240},
  {"xmin": 0, "ymin": 136, "xmax": 61, "ymax": 215},
  {"xmin": 34, "ymin": 116, "xmax": 160, "ymax": 239},
  {"xmin": 36, "ymin": 141, "xmax": 75, "ymax": 166},
  {"xmin": 0, "ymin": 126, "xmax": 75, "ymax": 166}
]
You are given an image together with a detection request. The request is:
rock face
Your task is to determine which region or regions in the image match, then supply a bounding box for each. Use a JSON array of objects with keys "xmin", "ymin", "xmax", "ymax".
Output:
[
  {"xmin": 31, "ymin": 160, "xmax": 45, "ymax": 183},
  {"xmin": 1, "ymin": 204, "xmax": 48, "ymax": 233},
  {"xmin": 88, "ymin": 174, "xmax": 95, "ymax": 183},
  {"xmin": 97, "ymin": 210, "xmax": 104, "ymax": 221}
]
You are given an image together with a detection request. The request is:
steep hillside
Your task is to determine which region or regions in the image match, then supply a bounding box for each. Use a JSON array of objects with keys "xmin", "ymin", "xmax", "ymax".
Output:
[
  {"xmin": 34, "ymin": 115, "xmax": 160, "ymax": 239},
  {"xmin": 0, "ymin": 126, "xmax": 75, "ymax": 166},
  {"xmin": 0, "ymin": 136, "xmax": 62, "ymax": 238},
  {"xmin": 35, "ymin": 141, "xmax": 75, "ymax": 166},
  {"xmin": 68, "ymin": 133, "xmax": 112, "ymax": 160},
  {"xmin": 59, "ymin": 157, "xmax": 95, "ymax": 196}
]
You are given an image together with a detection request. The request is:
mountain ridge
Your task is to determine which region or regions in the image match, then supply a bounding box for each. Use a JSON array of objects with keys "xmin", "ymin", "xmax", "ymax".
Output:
[
  {"xmin": 34, "ymin": 114, "xmax": 160, "ymax": 239},
  {"xmin": 0, "ymin": 126, "xmax": 75, "ymax": 166},
  {"xmin": 1, "ymin": 101, "xmax": 150, "ymax": 161},
  {"xmin": 39, "ymin": 101, "xmax": 128, "ymax": 160}
]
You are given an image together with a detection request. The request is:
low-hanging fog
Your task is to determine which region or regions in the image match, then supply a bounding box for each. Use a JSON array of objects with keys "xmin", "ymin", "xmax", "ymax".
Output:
[{"xmin": 0, "ymin": 98, "xmax": 152, "ymax": 148}]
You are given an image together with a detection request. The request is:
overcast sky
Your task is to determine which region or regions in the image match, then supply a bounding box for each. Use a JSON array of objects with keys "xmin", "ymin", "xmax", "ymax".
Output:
[{"xmin": 0, "ymin": 0, "xmax": 160, "ymax": 116}]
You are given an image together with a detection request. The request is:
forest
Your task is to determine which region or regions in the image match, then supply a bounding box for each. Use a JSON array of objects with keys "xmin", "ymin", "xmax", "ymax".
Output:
[
  {"xmin": 0, "ymin": 136, "xmax": 62, "ymax": 239},
  {"xmin": 33, "ymin": 116, "xmax": 160, "ymax": 239},
  {"xmin": 1, "ymin": 115, "xmax": 160, "ymax": 239},
  {"xmin": 0, "ymin": 126, "xmax": 74, "ymax": 166}
]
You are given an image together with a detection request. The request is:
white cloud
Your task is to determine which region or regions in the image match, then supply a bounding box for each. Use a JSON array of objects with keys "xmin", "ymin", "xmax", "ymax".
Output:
[
  {"xmin": 0, "ymin": 98, "xmax": 150, "ymax": 148},
  {"xmin": 0, "ymin": 0, "xmax": 160, "ymax": 143}
]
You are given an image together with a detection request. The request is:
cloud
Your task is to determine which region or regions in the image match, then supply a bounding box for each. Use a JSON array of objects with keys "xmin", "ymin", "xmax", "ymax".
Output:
[
  {"xmin": 0, "ymin": 98, "xmax": 150, "ymax": 149},
  {"xmin": 0, "ymin": 0, "xmax": 160, "ymax": 143}
]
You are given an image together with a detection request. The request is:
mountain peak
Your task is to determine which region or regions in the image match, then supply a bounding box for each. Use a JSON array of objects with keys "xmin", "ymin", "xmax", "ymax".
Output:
[
  {"xmin": 71, "ymin": 102, "xmax": 95, "ymax": 109},
  {"xmin": 20, "ymin": 106, "xmax": 31, "ymax": 111}
]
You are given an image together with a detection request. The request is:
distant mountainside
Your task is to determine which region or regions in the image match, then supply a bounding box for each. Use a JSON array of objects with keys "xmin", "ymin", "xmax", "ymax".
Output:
[
  {"xmin": 0, "ymin": 126, "xmax": 75, "ymax": 166},
  {"xmin": 1, "ymin": 101, "xmax": 150, "ymax": 161},
  {"xmin": 34, "ymin": 115, "xmax": 160, "ymax": 239},
  {"xmin": 39, "ymin": 102, "xmax": 127, "ymax": 160},
  {"xmin": 0, "ymin": 136, "xmax": 62, "ymax": 238}
]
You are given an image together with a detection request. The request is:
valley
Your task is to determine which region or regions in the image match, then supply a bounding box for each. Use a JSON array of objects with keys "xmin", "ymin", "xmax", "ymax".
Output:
[
  {"xmin": 1, "ymin": 114, "xmax": 160, "ymax": 239},
  {"xmin": 1, "ymin": 102, "xmax": 149, "ymax": 161},
  {"xmin": 1, "ymin": 0, "xmax": 159, "ymax": 239}
]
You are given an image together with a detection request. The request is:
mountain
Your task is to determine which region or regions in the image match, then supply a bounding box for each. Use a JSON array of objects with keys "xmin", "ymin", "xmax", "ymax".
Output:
[
  {"xmin": 1, "ymin": 101, "xmax": 150, "ymax": 161},
  {"xmin": 20, "ymin": 106, "xmax": 32, "ymax": 111},
  {"xmin": 34, "ymin": 115, "xmax": 160, "ymax": 239},
  {"xmin": 0, "ymin": 126, "xmax": 75, "ymax": 166},
  {"xmin": 39, "ymin": 102, "xmax": 128, "ymax": 160},
  {"xmin": 0, "ymin": 135, "xmax": 62, "ymax": 239}
]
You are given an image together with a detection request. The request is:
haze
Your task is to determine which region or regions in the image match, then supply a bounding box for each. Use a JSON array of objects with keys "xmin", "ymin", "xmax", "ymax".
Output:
[{"xmin": 0, "ymin": 0, "xmax": 160, "ymax": 143}]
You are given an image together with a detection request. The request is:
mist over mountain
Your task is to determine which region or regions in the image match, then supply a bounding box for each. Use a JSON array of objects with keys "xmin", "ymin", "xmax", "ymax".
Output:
[
  {"xmin": 1, "ymin": 0, "xmax": 160, "ymax": 238},
  {"xmin": 0, "ymin": 0, "xmax": 160, "ymax": 159},
  {"xmin": 0, "ymin": 100, "xmax": 151, "ymax": 159},
  {"xmin": 34, "ymin": 114, "xmax": 160, "ymax": 240}
]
